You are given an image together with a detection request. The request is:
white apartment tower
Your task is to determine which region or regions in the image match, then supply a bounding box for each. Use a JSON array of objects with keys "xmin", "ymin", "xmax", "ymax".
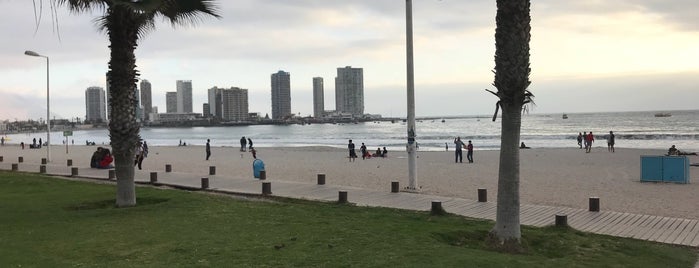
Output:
[
  {"xmin": 313, "ymin": 77, "xmax": 324, "ymax": 118},
  {"xmin": 208, "ymin": 86, "xmax": 223, "ymax": 118},
  {"xmin": 221, "ymin": 87, "xmax": 249, "ymax": 121},
  {"xmin": 335, "ymin": 66, "xmax": 364, "ymax": 116},
  {"xmin": 176, "ymin": 80, "xmax": 193, "ymax": 113},
  {"xmin": 140, "ymin": 79, "xmax": 153, "ymax": 121},
  {"xmin": 271, "ymin": 70, "xmax": 291, "ymax": 120},
  {"xmin": 85, "ymin": 86, "xmax": 106, "ymax": 123}
]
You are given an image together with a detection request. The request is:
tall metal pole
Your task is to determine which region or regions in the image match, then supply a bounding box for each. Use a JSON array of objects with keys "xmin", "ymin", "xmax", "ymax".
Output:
[
  {"xmin": 25, "ymin": 50, "xmax": 51, "ymax": 162},
  {"xmin": 46, "ymin": 56, "xmax": 51, "ymax": 162},
  {"xmin": 405, "ymin": 0, "xmax": 418, "ymax": 190}
]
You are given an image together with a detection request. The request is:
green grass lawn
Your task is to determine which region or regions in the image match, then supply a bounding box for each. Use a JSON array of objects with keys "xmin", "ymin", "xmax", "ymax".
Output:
[{"xmin": 0, "ymin": 171, "xmax": 696, "ymax": 267}]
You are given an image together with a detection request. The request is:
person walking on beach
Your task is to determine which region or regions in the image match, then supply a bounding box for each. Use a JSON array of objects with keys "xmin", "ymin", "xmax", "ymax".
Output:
[
  {"xmin": 248, "ymin": 137, "xmax": 253, "ymax": 151},
  {"xmin": 585, "ymin": 132, "xmax": 595, "ymax": 153},
  {"xmin": 134, "ymin": 141, "xmax": 145, "ymax": 170},
  {"xmin": 348, "ymin": 140, "xmax": 357, "ymax": 162},
  {"xmin": 577, "ymin": 132, "xmax": 583, "ymax": 149},
  {"xmin": 206, "ymin": 139, "xmax": 211, "ymax": 160},
  {"xmin": 582, "ymin": 132, "xmax": 588, "ymax": 151},
  {"xmin": 467, "ymin": 140, "xmax": 474, "ymax": 163},
  {"xmin": 142, "ymin": 141, "xmax": 149, "ymax": 158},
  {"xmin": 445, "ymin": 142, "xmax": 448, "ymax": 151},
  {"xmin": 454, "ymin": 137, "xmax": 465, "ymax": 163},
  {"xmin": 607, "ymin": 131, "xmax": 615, "ymax": 153},
  {"xmin": 240, "ymin": 136, "xmax": 247, "ymax": 152}
]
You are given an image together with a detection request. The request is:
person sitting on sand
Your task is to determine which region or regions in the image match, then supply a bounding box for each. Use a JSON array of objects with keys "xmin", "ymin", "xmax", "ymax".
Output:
[
  {"xmin": 382, "ymin": 147, "xmax": 388, "ymax": 158},
  {"xmin": 97, "ymin": 149, "xmax": 114, "ymax": 169},
  {"xmin": 373, "ymin": 147, "xmax": 382, "ymax": 157},
  {"xmin": 90, "ymin": 147, "xmax": 105, "ymax": 168},
  {"xmin": 520, "ymin": 142, "xmax": 530, "ymax": 149},
  {"xmin": 668, "ymin": 145, "xmax": 698, "ymax": 156}
]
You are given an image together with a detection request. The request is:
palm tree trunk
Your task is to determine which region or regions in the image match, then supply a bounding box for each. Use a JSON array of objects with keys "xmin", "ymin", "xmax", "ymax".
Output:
[
  {"xmin": 488, "ymin": 0, "xmax": 531, "ymax": 248},
  {"xmin": 491, "ymin": 102, "xmax": 522, "ymax": 244},
  {"xmin": 107, "ymin": 5, "xmax": 141, "ymax": 207}
]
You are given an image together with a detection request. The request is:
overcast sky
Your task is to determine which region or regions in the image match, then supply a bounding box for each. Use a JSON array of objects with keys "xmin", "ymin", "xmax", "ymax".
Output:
[{"xmin": 1, "ymin": 0, "xmax": 698, "ymax": 121}]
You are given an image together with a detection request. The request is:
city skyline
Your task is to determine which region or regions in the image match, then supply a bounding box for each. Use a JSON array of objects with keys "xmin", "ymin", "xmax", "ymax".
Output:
[{"xmin": 2, "ymin": 1, "xmax": 698, "ymax": 121}]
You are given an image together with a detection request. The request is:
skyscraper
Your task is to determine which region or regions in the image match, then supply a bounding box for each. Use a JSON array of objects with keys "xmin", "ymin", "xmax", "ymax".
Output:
[
  {"xmin": 140, "ymin": 79, "xmax": 153, "ymax": 121},
  {"xmin": 271, "ymin": 70, "xmax": 291, "ymax": 120},
  {"xmin": 85, "ymin": 86, "xmax": 106, "ymax": 123},
  {"xmin": 208, "ymin": 86, "xmax": 223, "ymax": 118},
  {"xmin": 335, "ymin": 66, "xmax": 364, "ymax": 116},
  {"xmin": 105, "ymin": 72, "xmax": 111, "ymax": 121},
  {"xmin": 166, "ymin": 92, "xmax": 178, "ymax": 113},
  {"xmin": 313, "ymin": 77, "xmax": 324, "ymax": 118},
  {"xmin": 176, "ymin": 80, "xmax": 193, "ymax": 113},
  {"xmin": 220, "ymin": 87, "xmax": 249, "ymax": 121}
]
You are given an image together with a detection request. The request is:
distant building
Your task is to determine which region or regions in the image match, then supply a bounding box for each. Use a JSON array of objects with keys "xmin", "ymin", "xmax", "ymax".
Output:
[
  {"xmin": 313, "ymin": 77, "xmax": 324, "ymax": 118},
  {"xmin": 208, "ymin": 86, "xmax": 249, "ymax": 121},
  {"xmin": 140, "ymin": 79, "xmax": 153, "ymax": 122},
  {"xmin": 134, "ymin": 87, "xmax": 142, "ymax": 122},
  {"xmin": 271, "ymin": 70, "xmax": 291, "ymax": 120},
  {"xmin": 176, "ymin": 80, "xmax": 193, "ymax": 113},
  {"xmin": 166, "ymin": 92, "xmax": 178, "ymax": 113},
  {"xmin": 221, "ymin": 87, "xmax": 249, "ymax": 121},
  {"xmin": 335, "ymin": 66, "xmax": 364, "ymax": 117},
  {"xmin": 208, "ymin": 87, "xmax": 224, "ymax": 118},
  {"xmin": 85, "ymin": 86, "xmax": 106, "ymax": 123},
  {"xmin": 203, "ymin": 103, "xmax": 210, "ymax": 117},
  {"xmin": 105, "ymin": 72, "xmax": 111, "ymax": 121}
]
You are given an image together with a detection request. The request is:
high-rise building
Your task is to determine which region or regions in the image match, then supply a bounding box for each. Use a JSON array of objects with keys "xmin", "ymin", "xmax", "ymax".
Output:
[
  {"xmin": 271, "ymin": 70, "xmax": 291, "ymax": 120},
  {"xmin": 134, "ymin": 87, "xmax": 142, "ymax": 122},
  {"xmin": 203, "ymin": 103, "xmax": 210, "ymax": 117},
  {"xmin": 176, "ymin": 80, "xmax": 193, "ymax": 113},
  {"xmin": 140, "ymin": 79, "xmax": 153, "ymax": 121},
  {"xmin": 208, "ymin": 86, "xmax": 224, "ymax": 118},
  {"xmin": 335, "ymin": 66, "xmax": 364, "ymax": 116},
  {"xmin": 313, "ymin": 77, "xmax": 324, "ymax": 118},
  {"xmin": 85, "ymin": 86, "xmax": 106, "ymax": 123},
  {"xmin": 166, "ymin": 92, "xmax": 178, "ymax": 113},
  {"xmin": 105, "ymin": 72, "xmax": 111, "ymax": 121},
  {"xmin": 221, "ymin": 87, "xmax": 249, "ymax": 121}
]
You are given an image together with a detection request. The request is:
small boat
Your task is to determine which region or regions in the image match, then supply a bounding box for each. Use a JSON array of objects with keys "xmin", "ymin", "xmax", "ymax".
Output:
[
  {"xmin": 562, "ymin": 114, "xmax": 568, "ymax": 119},
  {"xmin": 654, "ymin": 113, "xmax": 671, "ymax": 117},
  {"xmin": 441, "ymin": 119, "xmax": 446, "ymax": 123}
]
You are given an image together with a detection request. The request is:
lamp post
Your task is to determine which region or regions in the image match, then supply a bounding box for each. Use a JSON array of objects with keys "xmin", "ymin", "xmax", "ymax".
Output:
[
  {"xmin": 24, "ymin": 50, "xmax": 51, "ymax": 163},
  {"xmin": 405, "ymin": 0, "xmax": 418, "ymax": 190}
]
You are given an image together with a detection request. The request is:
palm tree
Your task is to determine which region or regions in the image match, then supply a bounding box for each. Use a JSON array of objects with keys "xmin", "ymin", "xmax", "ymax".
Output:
[
  {"xmin": 487, "ymin": 0, "xmax": 533, "ymax": 249},
  {"xmin": 35, "ymin": 0, "xmax": 219, "ymax": 207}
]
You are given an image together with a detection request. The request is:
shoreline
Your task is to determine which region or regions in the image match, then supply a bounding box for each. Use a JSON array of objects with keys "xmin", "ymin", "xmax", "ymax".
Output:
[{"xmin": 1, "ymin": 145, "xmax": 697, "ymax": 219}]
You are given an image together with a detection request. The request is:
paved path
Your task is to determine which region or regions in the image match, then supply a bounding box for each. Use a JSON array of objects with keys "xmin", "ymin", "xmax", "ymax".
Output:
[{"xmin": 3, "ymin": 159, "xmax": 699, "ymax": 248}]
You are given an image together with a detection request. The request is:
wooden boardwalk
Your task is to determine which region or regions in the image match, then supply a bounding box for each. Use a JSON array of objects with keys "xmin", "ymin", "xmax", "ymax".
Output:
[{"xmin": 3, "ymin": 160, "xmax": 699, "ymax": 248}]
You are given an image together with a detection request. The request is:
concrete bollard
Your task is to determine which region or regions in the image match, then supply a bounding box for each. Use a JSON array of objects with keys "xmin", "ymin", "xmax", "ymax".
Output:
[
  {"xmin": 262, "ymin": 182, "xmax": 272, "ymax": 195},
  {"xmin": 201, "ymin": 178, "xmax": 209, "ymax": 189},
  {"xmin": 40, "ymin": 165, "xmax": 47, "ymax": 173},
  {"xmin": 0, "ymin": 156, "xmax": 3, "ymax": 162},
  {"xmin": 67, "ymin": 159, "xmax": 73, "ymax": 166},
  {"xmin": 555, "ymin": 214, "xmax": 568, "ymax": 227},
  {"xmin": 108, "ymin": 170, "xmax": 115, "ymax": 179},
  {"xmin": 165, "ymin": 164, "xmax": 172, "ymax": 173},
  {"xmin": 209, "ymin": 166, "xmax": 216, "ymax": 175},
  {"xmin": 391, "ymin": 181, "xmax": 400, "ymax": 193},
  {"xmin": 150, "ymin": 172, "xmax": 158, "ymax": 183},
  {"xmin": 259, "ymin": 170, "xmax": 267, "ymax": 180},
  {"xmin": 71, "ymin": 167, "xmax": 79, "ymax": 177},
  {"xmin": 11, "ymin": 163, "xmax": 18, "ymax": 171},
  {"xmin": 41, "ymin": 158, "xmax": 47, "ymax": 165},
  {"xmin": 478, "ymin": 188, "xmax": 487, "ymax": 202},
  {"xmin": 18, "ymin": 157, "xmax": 23, "ymax": 163},
  {"xmin": 317, "ymin": 173, "xmax": 326, "ymax": 185},
  {"xmin": 338, "ymin": 191, "xmax": 348, "ymax": 203},
  {"xmin": 431, "ymin": 200, "xmax": 447, "ymax": 215},
  {"xmin": 589, "ymin": 197, "xmax": 600, "ymax": 212}
]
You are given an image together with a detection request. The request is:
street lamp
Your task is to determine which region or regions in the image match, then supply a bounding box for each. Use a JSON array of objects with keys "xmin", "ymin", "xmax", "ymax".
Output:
[
  {"xmin": 24, "ymin": 50, "xmax": 51, "ymax": 163},
  {"xmin": 405, "ymin": 0, "xmax": 417, "ymax": 190}
]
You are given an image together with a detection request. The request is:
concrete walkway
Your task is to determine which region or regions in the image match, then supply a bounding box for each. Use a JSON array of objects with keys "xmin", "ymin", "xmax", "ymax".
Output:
[{"xmin": 3, "ymin": 159, "xmax": 699, "ymax": 249}]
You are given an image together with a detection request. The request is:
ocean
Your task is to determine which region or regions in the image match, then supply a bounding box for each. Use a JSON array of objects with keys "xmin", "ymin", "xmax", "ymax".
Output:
[{"xmin": 5, "ymin": 110, "xmax": 699, "ymax": 152}]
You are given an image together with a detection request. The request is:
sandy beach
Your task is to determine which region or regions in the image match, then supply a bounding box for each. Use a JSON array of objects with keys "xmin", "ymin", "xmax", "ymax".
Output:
[{"xmin": 1, "ymin": 144, "xmax": 698, "ymax": 219}]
